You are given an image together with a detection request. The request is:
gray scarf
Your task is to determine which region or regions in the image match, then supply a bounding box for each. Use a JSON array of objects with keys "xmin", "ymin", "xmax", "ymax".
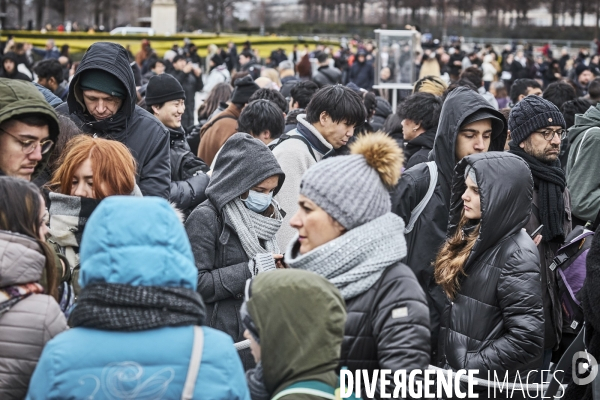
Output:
[
  {"xmin": 284, "ymin": 213, "xmax": 407, "ymax": 300},
  {"xmin": 223, "ymin": 197, "xmax": 282, "ymax": 275}
]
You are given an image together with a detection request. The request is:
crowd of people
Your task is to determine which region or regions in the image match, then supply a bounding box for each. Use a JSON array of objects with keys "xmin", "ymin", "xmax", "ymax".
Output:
[{"xmin": 1, "ymin": 33, "xmax": 600, "ymax": 400}]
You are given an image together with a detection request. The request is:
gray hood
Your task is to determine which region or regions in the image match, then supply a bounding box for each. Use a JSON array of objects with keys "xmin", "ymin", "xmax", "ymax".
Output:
[
  {"xmin": 0, "ymin": 230, "xmax": 45, "ymax": 286},
  {"xmin": 206, "ymin": 133, "xmax": 285, "ymax": 212}
]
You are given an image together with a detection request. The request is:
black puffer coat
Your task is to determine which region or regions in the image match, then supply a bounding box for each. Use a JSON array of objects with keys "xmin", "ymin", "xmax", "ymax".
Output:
[
  {"xmin": 439, "ymin": 152, "xmax": 544, "ymax": 398},
  {"xmin": 340, "ymin": 261, "xmax": 430, "ymax": 398},
  {"xmin": 313, "ymin": 66, "xmax": 342, "ymax": 88},
  {"xmin": 56, "ymin": 42, "xmax": 170, "ymax": 199},
  {"xmin": 391, "ymin": 87, "xmax": 507, "ymax": 363},
  {"xmin": 168, "ymin": 126, "xmax": 209, "ymax": 214}
]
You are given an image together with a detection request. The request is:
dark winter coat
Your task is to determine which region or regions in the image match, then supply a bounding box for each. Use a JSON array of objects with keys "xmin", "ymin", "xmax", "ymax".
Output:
[
  {"xmin": 56, "ymin": 42, "xmax": 170, "ymax": 199},
  {"xmin": 391, "ymin": 87, "xmax": 507, "ymax": 363},
  {"xmin": 284, "ymin": 108, "xmax": 304, "ymax": 133},
  {"xmin": 168, "ymin": 126, "xmax": 209, "ymax": 214},
  {"xmin": 313, "ymin": 65, "xmax": 342, "ymax": 88},
  {"xmin": 168, "ymin": 69, "xmax": 203, "ymax": 130},
  {"xmin": 370, "ymin": 97, "xmax": 393, "ymax": 132},
  {"xmin": 184, "ymin": 133, "xmax": 284, "ymax": 370},
  {"xmin": 340, "ymin": 261, "xmax": 430, "ymax": 398},
  {"xmin": 522, "ymin": 183, "xmax": 572, "ymax": 351},
  {"xmin": 404, "ymin": 127, "xmax": 436, "ymax": 170},
  {"xmin": 438, "ymin": 152, "xmax": 544, "ymax": 399},
  {"xmin": 280, "ymin": 75, "xmax": 300, "ymax": 98},
  {"xmin": 348, "ymin": 60, "xmax": 374, "ymax": 91}
]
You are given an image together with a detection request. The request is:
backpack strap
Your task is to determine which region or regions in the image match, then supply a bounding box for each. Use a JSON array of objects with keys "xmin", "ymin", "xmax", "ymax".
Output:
[
  {"xmin": 573, "ymin": 127, "xmax": 596, "ymax": 166},
  {"xmin": 181, "ymin": 326, "xmax": 204, "ymax": 400},
  {"xmin": 272, "ymin": 380, "xmax": 336, "ymax": 400},
  {"xmin": 269, "ymin": 133, "xmax": 318, "ymax": 162},
  {"xmin": 404, "ymin": 161, "xmax": 438, "ymax": 234}
]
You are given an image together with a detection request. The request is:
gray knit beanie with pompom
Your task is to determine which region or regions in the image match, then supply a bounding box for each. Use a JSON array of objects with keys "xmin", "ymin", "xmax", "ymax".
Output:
[{"xmin": 299, "ymin": 132, "xmax": 404, "ymax": 230}]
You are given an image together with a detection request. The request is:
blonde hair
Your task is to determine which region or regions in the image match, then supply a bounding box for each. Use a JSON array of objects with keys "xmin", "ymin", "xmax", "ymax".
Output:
[
  {"xmin": 434, "ymin": 214, "xmax": 480, "ymax": 300},
  {"xmin": 48, "ymin": 135, "xmax": 137, "ymax": 200},
  {"xmin": 413, "ymin": 75, "xmax": 448, "ymax": 97},
  {"xmin": 261, "ymin": 68, "xmax": 282, "ymax": 88}
]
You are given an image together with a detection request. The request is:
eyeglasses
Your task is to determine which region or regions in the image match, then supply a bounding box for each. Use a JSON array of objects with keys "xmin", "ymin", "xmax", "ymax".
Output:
[
  {"xmin": 535, "ymin": 128, "xmax": 567, "ymax": 142},
  {"xmin": 0, "ymin": 128, "xmax": 54, "ymax": 155}
]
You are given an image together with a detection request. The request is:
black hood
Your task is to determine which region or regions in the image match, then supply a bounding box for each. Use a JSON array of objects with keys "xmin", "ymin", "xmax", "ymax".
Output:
[
  {"xmin": 429, "ymin": 87, "xmax": 507, "ymax": 202},
  {"xmin": 448, "ymin": 152, "xmax": 533, "ymax": 269},
  {"xmin": 206, "ymin": 133, "xmax": 285, "ymax": 212},
  {"xmin": 67, "ymin": 42, "xmax": 136, "ymax": 138}
]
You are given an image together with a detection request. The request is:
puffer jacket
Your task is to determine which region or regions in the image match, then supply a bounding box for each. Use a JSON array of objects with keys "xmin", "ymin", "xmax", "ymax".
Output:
[
  {"xmin": 26, "ymin": 197, "xmax": 250, "ymax": 400},
  {"xmin": 0, "ymin": 230, "xmax": 67, "ymax": 400},
  {"xmin": 341, "ymin": 261, "xmax": 430, "ymax": 399},
  {"xmin": 56, "ymin": 42, "xmax": 170, "ymax": 199},
  {"xmin": 438, "ymin": 152, "xmax": 544, "ymax": 399},
  {"xmin": 185, "ymin": 133, "xmax": 285, "ymax": 370},
  {"xmin": 313, "ymin": 65, "xmax": 342, "ymax": 88},
  {"xmin": 168, "ymin": 126, "xmax": 210, "ymax": 214},
  {"xmin": 391, "ymin": 87, "xmax": 507, "ymax": 363}
]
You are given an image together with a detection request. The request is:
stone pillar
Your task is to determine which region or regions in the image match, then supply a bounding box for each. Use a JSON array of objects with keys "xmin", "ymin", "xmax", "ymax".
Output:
[{"xmin": 151, "ymin": 0, "xmax": 177, "ymax": 35}]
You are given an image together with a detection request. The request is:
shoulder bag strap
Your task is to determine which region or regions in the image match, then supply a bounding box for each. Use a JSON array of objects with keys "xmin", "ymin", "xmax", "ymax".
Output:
[
  {"xmin": 574, "ymin": 127, "xmax": 595, "ymax": 166},
  {"xmin": 181, "ymin": 326, "xmax": 205, "ymax": 400},
  {"xmin": 269, "ymin": 134, "xmax": 318, "ymax": 162},
  {"xmin": 404, "ymin": 161, "xmax": 438, "ymax": 234},
  {"xmin": 271, "ymin": 380, "xmax": 336, "ymax": 400}
]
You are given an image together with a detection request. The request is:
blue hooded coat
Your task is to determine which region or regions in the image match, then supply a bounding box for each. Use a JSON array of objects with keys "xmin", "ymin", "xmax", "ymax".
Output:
[{"xmin": 26, "ymin": 197, "xmax": 250, "ymax": 400}]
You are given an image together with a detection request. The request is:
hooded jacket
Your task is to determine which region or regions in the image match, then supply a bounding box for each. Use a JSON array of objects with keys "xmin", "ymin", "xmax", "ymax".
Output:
[
  {"xmin": 247, "ymin": 270, "xmax": 346, "ymax": 399},
  {"xmin": 348, "ymin": 59, "xmax": 374, "ymax": 91},
  {"xmin": 439, "ymin": 153, "xmax": 544, "ymax": 398},
  {"xmin": 313, "ymin": 65, "xmax": 342, "ymax": 88},
  {"xmin": 0, "ymin": 78, "xmax": 60, "ymax": 180},
  {"xmin": 27, "ymin": 197, "xmax": 250, "ymax": 400},
  {"xmin": 0, "ymin": 230, "xmax": 67, "ymax": 400},
  {"xmin": 185, "ymin": 133, "xmax": 284, "ymax": 370},
  {"xmin": 391, "ymin": 87, "xmax": 507, "ymax": 362},
  {"xmin": 1, "ymin": 52, "xmax": 32, "ymax": 81},
  {"xmin": 55, "ymin": 42, "xmax": 170, "ymax": 199},
  {"xmin": 566, "ymin": 104, "xmax": 600, "ymax": 223},
  {"xmin": 168, "ymin": 126, "xmax": 210, "ymax": 214}
]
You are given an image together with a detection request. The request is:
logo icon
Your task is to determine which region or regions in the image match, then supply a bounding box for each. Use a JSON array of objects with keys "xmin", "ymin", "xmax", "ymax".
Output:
[{"xmin": 573, "ymin": 351, "xmax": 599, "ymax": 385}]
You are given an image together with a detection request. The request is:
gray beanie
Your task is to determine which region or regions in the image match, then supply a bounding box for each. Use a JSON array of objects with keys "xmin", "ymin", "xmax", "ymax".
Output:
[
  {"xmin": 508, "ymin": 95, "xmax": 566, "ymax": 145},
  {"xmin": 299, "ymin": 133, "xmax": 403, "ymax": 230}
]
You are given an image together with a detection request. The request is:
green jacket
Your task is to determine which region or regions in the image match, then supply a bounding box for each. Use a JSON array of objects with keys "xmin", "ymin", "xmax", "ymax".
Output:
[
  {"xmin": 0, "ymin": 78, "xmax": 59, "ymax": 180},
  {"xmin": 246, "ymin": 270, "xmax": 346, "ymax": 400},
  {"xmin": 567, "ymin": 104, "xmax": 600, "ymax": 223}
]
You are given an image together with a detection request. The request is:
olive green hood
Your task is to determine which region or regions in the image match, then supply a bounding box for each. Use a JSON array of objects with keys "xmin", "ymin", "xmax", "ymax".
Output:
[
  {"xmin": 246, "ymin": 270, "xmax": 346, "ymax": 396},
  {"xmin": 0, "ymin": 78, "xmax": 59, "ymax": 179}
]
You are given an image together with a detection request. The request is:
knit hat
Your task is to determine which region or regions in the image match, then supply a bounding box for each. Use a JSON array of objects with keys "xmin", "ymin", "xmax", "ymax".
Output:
[
  {"xmin": 231, "ymin": 75, "xmax": 260, "ymax": 105},
  {"xmin": 575, "ymin": 63, "xmax": 590, "ymax": 77},
  {"xmin": 145, "ymin": 74, "xmax": 186, "ymax": 106},
  {"xmin": 278, "ymin": 60, "xmax": 294, "ymax": 71},
  {"xmin": 299, "ymin": 132, "xmax": 403, "ymax": 230},
  {"xmin": 508, "ymin": 95, "xmax": 566, "ymax": 145},
  {"xmin": 79, "ymin": 69, "xmax": 127, "ymax": 98}
]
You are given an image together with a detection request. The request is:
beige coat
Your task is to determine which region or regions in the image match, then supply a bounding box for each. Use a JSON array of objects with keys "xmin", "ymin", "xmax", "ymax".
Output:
[{"xmin": 0, "ymin": 230, "xmax": 67, "ymax": 399}]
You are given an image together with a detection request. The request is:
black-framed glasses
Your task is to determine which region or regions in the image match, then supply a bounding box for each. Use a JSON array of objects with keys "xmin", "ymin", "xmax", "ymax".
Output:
[
  {"xmin": 0, "ymin": 128, "xmax": 54, "ymax": 155},
  {"xmin": 535, "ymin": 128, "xmax": 567, "ymax": 142}
]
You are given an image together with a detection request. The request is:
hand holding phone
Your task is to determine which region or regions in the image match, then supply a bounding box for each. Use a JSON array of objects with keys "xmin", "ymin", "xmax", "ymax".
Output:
[{"xmin": 530, "ymin": 224, "xmax": 544, "ymax": 239}]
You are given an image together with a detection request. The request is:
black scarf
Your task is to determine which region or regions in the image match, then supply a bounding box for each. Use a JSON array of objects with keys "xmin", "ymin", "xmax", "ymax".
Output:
[
  {"xmin": 509, "ymin": 142, "xmax": 566, "ymax": 242},
  {"xmin": 69, "ymin": 283, "xmax": 206, "ymax": 331}
]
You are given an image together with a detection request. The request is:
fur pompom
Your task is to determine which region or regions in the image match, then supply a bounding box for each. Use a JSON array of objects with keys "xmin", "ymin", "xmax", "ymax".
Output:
[{"xmin": 349, "ymin": 131, "xmax": 404, "ymax": 187}]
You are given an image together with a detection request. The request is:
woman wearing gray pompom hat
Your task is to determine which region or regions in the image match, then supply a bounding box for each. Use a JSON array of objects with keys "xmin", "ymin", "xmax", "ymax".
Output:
[{"xmin": 285, "ymin": 132, "xmax": 430, "ymax": 396}]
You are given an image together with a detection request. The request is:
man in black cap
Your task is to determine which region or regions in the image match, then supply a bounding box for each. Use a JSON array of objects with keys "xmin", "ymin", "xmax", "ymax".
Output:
[
  {"xmin": 508, "ymin": 95, "xmax": 571, "ymax": 377},
  {"xmin": 145, "ymin": 74, "xmax": 209, "ymax": 215},
  {"xmin": 197, "ymin": 75, "xmax": 259, "ymax": 165},
  {"xmin": 572, "ymin": 64, "xmax": 595, "ymax": 97},
  {"xmin": 391, "ymin": 87, "xmax": 508, "ymax": 363},
  {"xmin": 57, "ymin": 42, "xmax": 170, "ymax": 199}
]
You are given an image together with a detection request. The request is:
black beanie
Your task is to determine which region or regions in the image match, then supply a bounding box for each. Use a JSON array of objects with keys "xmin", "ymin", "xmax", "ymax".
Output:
[
  {"xmin": 231, "ymin": 75, "xmax": 260, "ymax": 105},
  {"xmin": 575, "ymin": 63, "xmax": 590, "ymax": 77},
  {"xmin": 145, "ymin": 74, "xmax": 186, "ymax": 106},
  {"xmin": 211, "ymin": 54, "xmax": 224, "ymax": 66},
  {"xmin": 508, "ymin": 95, "xmax": 566, "ymax": 145}
]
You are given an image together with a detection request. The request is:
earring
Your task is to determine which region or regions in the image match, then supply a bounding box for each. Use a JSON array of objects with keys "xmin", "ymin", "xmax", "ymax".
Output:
[{"xmin": 413, "ymin": 128, "xmax": 418, "ymax": 132}]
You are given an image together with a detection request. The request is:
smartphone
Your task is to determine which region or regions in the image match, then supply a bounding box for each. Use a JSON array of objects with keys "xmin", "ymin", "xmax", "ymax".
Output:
[{"xmin": 530, "ymin": 225, "xmax": 544, "ymax": 239}]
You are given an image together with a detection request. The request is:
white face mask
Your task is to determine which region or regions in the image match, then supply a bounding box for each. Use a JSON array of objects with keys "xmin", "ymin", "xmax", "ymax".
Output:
[{"xmin": 242, "ymin": 190, "xmax": 273, "ymax": 213}]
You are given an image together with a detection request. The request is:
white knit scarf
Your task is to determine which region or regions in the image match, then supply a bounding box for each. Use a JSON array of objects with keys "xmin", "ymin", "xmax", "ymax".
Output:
[
  {"xmin": 223, "ymin": 197, "xmax": 282, "ymax": 271},
  {"xmin": 284, "ymin": 213, "xmax": 407, "ymax": 300}
]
